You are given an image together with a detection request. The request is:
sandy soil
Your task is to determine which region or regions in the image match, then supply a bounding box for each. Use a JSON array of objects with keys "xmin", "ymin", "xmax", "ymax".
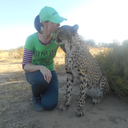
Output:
[{"xmin": 0, "ymin": 61, "xmax": 128, "ymax": 128}]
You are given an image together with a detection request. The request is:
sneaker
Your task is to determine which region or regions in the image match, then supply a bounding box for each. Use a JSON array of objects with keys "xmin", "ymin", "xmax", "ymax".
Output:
[{"xmin": 32, "ymin": 96, "xmax": 44, "ymax": 111}]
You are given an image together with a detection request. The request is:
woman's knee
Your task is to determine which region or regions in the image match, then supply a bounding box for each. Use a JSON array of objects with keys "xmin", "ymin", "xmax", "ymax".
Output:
[
  {"xmin": 41, "ymin": 95, "xmax": 58, "ymax": 110},
  {"xmin": 32, "ymin": 78, "xmax": 49, "ymax": 87},
  {"xmin": 26, "ymin": 71, "xmax": 49, "ymax": 87}
]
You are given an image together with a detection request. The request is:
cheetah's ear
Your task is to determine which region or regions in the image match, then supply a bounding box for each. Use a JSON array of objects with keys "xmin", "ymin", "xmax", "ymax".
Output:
[{"xmin": 72, "ymin": 24, "xmax": 79, "ymax": 36}]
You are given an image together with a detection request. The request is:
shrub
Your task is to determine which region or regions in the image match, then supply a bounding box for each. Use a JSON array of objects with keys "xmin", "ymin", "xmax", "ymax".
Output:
[
  {"xmin": 95, "ymin": 43, "xmax": 128, "ymax": 100},
  {"xmin": 8, "ymin": 47, "xmax": 24, "ymax": 59},
  {"xmin": 86, "ymin": 39, "xmax": 96, "ymax": 46},
  {"xmin": 122, "ymin": 40, "xmax": 128, "ymax": 46}
]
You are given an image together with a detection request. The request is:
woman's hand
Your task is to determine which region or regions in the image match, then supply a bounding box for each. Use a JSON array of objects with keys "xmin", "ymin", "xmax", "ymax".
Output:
[
  {"xmin": 24, "ymin": 63, "xmax": 52, "ymax": 83},
  {"xmin": 39, "ymin": 66, "xmax": 52, "ymax": 83}
]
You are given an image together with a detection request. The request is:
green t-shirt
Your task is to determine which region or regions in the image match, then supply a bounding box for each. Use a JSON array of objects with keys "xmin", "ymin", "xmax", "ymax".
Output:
[{"xmin": 24, "ymin": 32, "xmax": 62, "ymax": 71}]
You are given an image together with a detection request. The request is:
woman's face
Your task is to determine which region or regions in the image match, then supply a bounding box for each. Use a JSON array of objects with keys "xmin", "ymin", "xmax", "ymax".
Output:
[{"xmin": 44, "ymin": 21, "xmax": 60, "ymax": 33}]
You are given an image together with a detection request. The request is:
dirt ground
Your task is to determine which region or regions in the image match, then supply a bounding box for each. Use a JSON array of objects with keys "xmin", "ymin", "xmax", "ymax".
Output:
[{"xmin": 0, "ymin": 61, "xmax": 128, "ymax": 128}]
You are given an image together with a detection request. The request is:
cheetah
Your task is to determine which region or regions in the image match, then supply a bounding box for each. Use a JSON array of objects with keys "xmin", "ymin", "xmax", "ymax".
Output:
[{"xmin": 54, "ymin": 24, "xmax": 109, "ymax": 117}]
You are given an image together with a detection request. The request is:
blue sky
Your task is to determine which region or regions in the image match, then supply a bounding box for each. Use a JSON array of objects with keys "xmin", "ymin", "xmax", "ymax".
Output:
[{"xmin": 0, "ymin": 0, "xmax": 128, "ymax": 50}]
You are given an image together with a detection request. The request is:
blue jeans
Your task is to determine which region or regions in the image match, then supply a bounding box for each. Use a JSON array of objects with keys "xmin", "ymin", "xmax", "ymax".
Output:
[{"xmin": 25, "ymin": 70, "xmax": 58, "ymax": 110}]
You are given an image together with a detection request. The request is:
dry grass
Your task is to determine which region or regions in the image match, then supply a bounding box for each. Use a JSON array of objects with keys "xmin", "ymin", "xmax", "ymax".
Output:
[
  {"xmin": 1, "ymin": 46, "xmax": 109, "ymax": 104},
  {"xmin": 0, "ymin": 47, "xmax": 24, "ymax": 63},
  {"xmin": 0, "ymin": 46, "xmax": 110, "ymax": 127},
  {"xmin": 0, "ymin": 73, "xmax": 31, "ymax": 124},
  {"xmin": 0, "ymin": 46, "xmax": 109, "ymax": 73},
  {"xmin": 0, "ymin": 51, "xmax": 9, "ymax": 62},
  {"xmin": 54, "ymin": 47, "xmax": 65, "ymax": 73},
  {"xmin": 54, "ymin": 47, "xmax": 65, "ymax": 65},
  {"xmin": 89, "ymin": 46, "xmax": 110, "ymax": 56},
  {"xmin": 0, "ymin": 46, "xmax": 109, "ymax": 62}
]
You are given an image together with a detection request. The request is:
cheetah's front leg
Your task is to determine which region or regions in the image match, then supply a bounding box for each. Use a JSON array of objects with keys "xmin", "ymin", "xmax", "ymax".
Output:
[
  {"xmin": 76, "ymin": 73, "xmax": 87, "ymax": 117},
  {"xmin": 59, "ymin": 73, "xmax": 73, "ymax": 111}
]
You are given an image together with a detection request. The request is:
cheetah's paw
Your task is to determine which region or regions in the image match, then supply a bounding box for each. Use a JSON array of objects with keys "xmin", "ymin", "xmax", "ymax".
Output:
[
  {"xmin": 76, "ymin": 110, "xmax": 85, "ymax": 117},
  {"xmin": 92, "ymin": 97, "xmax": 103, "ymax": 104},
  {"xmin": 59, "ymin": 104, "xmax": 69, "ymax": 111}
]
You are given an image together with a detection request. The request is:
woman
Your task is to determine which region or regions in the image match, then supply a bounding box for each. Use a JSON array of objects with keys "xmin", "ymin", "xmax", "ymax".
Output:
[{"xmin": 22, "ymin": 6, "xmax": 67, "ymax": 111}]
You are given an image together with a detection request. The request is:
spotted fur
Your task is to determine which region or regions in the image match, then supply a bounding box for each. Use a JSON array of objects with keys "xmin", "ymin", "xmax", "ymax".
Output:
[{"xmin": 54, "ymin": 24, "xmax": 109, "ymax": 117}]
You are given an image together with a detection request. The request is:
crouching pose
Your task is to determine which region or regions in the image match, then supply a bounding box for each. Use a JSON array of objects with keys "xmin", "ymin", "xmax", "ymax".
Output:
[{"xmin": 22, "ymin": 6, "xmax": 67, "ymax": 111}]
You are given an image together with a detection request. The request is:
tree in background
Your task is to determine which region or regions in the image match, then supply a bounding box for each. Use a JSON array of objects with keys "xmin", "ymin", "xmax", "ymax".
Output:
[
  {"xmin": 122, "ymin": 40, "xmax": 128, "ymax": 46},
  {"xmin": 86, "ymin": 39, "xmax": 96, "ymax": 46}
]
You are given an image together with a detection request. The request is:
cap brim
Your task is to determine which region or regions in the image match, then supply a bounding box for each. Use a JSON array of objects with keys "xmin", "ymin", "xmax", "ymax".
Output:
[{"xmin": 49, "ymin": 16, "xmax": 67, "ymax": 23}]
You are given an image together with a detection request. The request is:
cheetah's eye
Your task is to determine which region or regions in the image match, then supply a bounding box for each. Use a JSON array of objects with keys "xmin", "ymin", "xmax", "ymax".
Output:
[{"xmin": 57, "ymin": 32, "xmax": 62, "ymax": 42}]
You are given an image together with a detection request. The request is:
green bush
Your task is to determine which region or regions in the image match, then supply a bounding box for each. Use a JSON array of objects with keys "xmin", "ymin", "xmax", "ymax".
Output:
[{"xmin": 95, "ymin": 43, "xmax": 128, "ymax": 100}]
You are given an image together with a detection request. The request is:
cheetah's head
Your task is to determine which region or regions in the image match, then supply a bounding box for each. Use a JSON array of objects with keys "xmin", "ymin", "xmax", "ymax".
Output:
[{"xmin": 54, "ymin": 24, "xmax": 79, "ymax": 45}]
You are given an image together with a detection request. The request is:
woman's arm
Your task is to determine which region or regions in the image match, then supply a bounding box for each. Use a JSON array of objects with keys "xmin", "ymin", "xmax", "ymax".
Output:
[
  {"xmin": 22, "ymin": 48, "xmax": 52, "ymax": 83},
  {"xmin": 22, "ymin": 48, "xmax": 33, "ymax": 70},
  {"xmin": 24, "ymin": 63, "xmax": 43, "ymax": 72},
  {"xmin": 24, "ymin": 63, "xmax": 52, "ymax": 83},
  {"xmin": 22, "ymin": 48, "xmax": 44, "ymax": 72}
]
